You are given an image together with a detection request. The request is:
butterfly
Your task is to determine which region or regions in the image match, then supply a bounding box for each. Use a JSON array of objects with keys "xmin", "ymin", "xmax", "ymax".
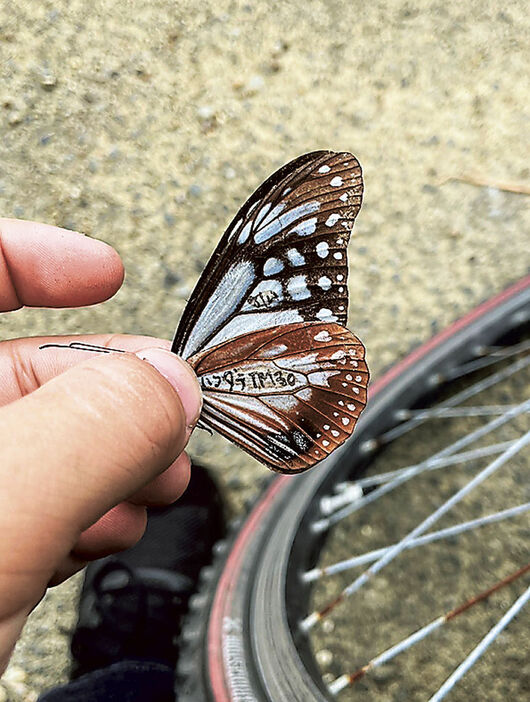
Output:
[{"xmin": 171, "ymin": 151, "xmax": 369, "ymax": 474}]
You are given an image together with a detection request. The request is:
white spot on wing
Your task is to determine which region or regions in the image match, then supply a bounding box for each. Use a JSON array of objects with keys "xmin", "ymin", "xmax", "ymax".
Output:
[
  {"xmin": 275, "ymin": 353, "xmax": 320, "ymax": 373},
  {"xmin": 287, "ymin": 275, "xmax": 311, "ymax": 300},
  {"xmin": 316, "ymin": 308, "xmax": 338, "ymax": 323},
  {"xmin": 333, "ymin": 252, "xmax": 343, "ymax": 260},
  {"xmin": 308, "ymin": 370, "xmax": 340, "ymax": 387},
  {"xmin": 325, "ymin": 213, "xmax": 340, "ymax": 227},
  {"xmin": 253, "ymin": 217, "xmax": 283, "ymax": 244},
  {"xmin": 180, "ymin": 261, "xmax": 255, "ymax": 358},
  {"xmin": 330, "ymin": 176, "xmax": 343, "ymax": 187},
  {"xmin": 254, "ymin": 202, "xmax": 320, "ymax": 244},
  {"xmin": 314, "ymin": 330, "xmax": 332, "ymax": 342},
  {"xmin": 263, "ymin": 257, "xmax": 284, "ymax": 276},
  {"xmin": 255, "ymin": 203, "xmax": 272, "ymax": 227},
  {"xmin": 318, "ymin": 275, "xmax": 332, "ymax": 291},
  {"xmin": 231, "ymin": 217, "xmax": 243, "ymax": 237},
  {"xmin": 263, "ymin": 395, "xmax": 299, "ymax": 411},
  {"xmin": 259, "ymin": 204, "xmax": 286, "ymax": 227},
  {"xmin": 289, "ymin": 217, "xmax": 317, "ymax": 237},
  {"xmin": 238, "ymin": 221, "xmax": 252, "ymax": 244},
  {"xmin": 204, "ymin": 309, "xmax": 303, "ymax": 351},
  {"xmin": 318, "ymin": 165, "xmax": 331, "ymax": 173},
  {"xmin": 296, "ymin": 387, "xmax": 313, "ymax": 401},
  {"xmin": 316, "ymin": 241, "xmax": 329, "ymax": 258},
  {"xmin": 287, "ymin": 248, "xmax": 306, "ymax": 266}
]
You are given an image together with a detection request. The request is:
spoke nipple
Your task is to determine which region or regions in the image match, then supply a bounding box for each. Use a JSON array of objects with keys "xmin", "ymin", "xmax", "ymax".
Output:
[
  {"xmin": 301, "ymin": 568, "xmax": 320, "ymax": 583},
  {"xmin": 320, "ymin": 485, "xmax": 363, "ymax": 515},
  {"xmin": 512, "ymin": 309, "xmax": 529, "ymax": 325},
  {"xmin": 360, "ymin": 438, "xmax": 377, "ymax": 454},
  {"xmin": 427, "ymin": 372, "xmax": 443, "ymax": 387},
  {"xmin": 300, "ymin": 611, "xmax": 320, "ymax": 632},
  {"xmin": 311, "ymin": 518, "xmax": 330, "ymax": 534}
]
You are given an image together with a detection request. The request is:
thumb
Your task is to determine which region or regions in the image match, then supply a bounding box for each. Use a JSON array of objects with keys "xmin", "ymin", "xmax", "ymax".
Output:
[{"xmin": 0, "ymin": 349, "xmax": 201, "ymax": 649}]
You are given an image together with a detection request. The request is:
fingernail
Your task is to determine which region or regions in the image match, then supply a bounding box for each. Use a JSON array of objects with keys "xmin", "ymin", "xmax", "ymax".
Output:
[{"xmin": 136, "ymin": 348, "xmax": 202, "ymax": 428}]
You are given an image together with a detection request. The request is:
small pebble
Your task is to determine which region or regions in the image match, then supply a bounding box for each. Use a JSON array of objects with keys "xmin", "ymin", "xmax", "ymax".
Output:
[
  {"xmin": 188, "ymin": 184, "xmax": 202, "ymax": 198},
  {"xmin": 39, "ymin": 69, "xmax": 57, "ymax": 90},
  {"xmin": 315, "ymin": 648, "xmax": 333, "ymax": 666},
  {"xmin": 246, "ymin": 75, "xmax": 264, "ymax": 93},
  {"xmin": 197, "ymin": 105, "xmax": 214, "ymax": 120},
  {"xmin": 322, "ymin": 618, "xmax": 335, "ymax": 633},
  {"xmin": 8, "ymin": 110, "xmax": 23, "ymax": 125}
]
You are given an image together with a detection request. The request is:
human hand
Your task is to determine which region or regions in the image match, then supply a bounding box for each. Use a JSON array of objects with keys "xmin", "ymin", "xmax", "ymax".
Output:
[{"xmin": 0, "ymin": 219, "xmax": 202, "ymax": 671}]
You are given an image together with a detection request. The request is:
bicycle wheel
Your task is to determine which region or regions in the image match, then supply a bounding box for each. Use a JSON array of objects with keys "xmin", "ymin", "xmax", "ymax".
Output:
[{"xmin": 177, "ymin": 275, "xmax": 530, "ymax": 702}]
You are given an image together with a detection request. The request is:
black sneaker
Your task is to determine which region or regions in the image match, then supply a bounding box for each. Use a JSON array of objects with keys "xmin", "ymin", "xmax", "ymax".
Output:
[{"xmin": 70, "ymin": 463, "xmax": 225, "ymax": 678}]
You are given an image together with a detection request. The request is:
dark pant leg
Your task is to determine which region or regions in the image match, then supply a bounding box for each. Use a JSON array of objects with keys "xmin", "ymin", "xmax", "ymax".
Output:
[{"xmin": 38, "ymin": 660, "xmax": 175, "ymax": 702}]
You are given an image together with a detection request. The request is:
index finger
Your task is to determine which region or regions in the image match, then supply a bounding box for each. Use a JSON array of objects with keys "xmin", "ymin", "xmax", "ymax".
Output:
[{"xmin": 0, "ymin": 219, "xmax": 124, "ymax": 311}]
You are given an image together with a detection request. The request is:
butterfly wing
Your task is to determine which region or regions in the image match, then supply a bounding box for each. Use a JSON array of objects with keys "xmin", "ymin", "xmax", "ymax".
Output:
[
  {"xmin": 172, "ymin": 151, "xmax": 363, "ymax": 360},
  {"xmin": 187, "ymin": 321, "xmax": 369, "ymax": 474}
]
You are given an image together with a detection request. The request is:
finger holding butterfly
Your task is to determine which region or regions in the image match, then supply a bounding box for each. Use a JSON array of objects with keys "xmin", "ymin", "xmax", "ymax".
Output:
[
  {"xmin": 0, "ymin": 220, "xmax": 198, "ymax": 510},
  {"xmin": 0, "ymin": 220, "xmax": 204, "ymax": 670},
  {"xmin": 0, "ymin": 338, "xmax": 200, "ymax": 557}
]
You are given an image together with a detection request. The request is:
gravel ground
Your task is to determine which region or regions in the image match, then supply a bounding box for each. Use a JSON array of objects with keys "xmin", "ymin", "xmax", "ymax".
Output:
[{"xmin": 0, "ymin": 1, "xmax": 528, "ymax": 699}]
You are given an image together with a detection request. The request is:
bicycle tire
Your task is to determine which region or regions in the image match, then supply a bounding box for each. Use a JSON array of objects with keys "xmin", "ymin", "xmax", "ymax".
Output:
[{"xmin": 176, "ymin": 274, "xmax": 530, "ymax": 702}]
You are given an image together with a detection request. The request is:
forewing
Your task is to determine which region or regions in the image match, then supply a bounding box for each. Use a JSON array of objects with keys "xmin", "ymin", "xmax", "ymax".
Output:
[
  {"xmin": 187, "ymin": 322, "xmax": 369, "ymax": 474},
  {"xmin": 172, "ymin": 151, "xmax": 363, "ymax": 360}
]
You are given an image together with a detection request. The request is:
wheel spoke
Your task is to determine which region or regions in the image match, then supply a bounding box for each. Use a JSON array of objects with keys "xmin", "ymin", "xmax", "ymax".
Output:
[
  {"xmin": 443, "ymin": 340, "xmax": 530, "ymax": 381},
  {"xmin": 380, "ymin": 353, "xmax": 530, "ymax": 445},
  {"xmin": 302, "ymin": 419, "xmax": 530, "ymax": 630},
  {"xmin": 428, "ymin": 584, "xmax": 530, "ymax": 702},
  {"xmin": 397, "ymin": 404, "xmax": 523, "ymax": 419},
  {"xmin": 303, "ymin": 503, "xmax": 530, "ymax": 582},
  {"xmin": 333, "ymin": 440, "xmax": 515, "ymax": 494},
  {"xmin": 312, "ymin": 402, "xmax": 529, "ymax": 533},
  {"xmin": 326, "ymin": 565, "xmax": 530, "ymax": 696}
]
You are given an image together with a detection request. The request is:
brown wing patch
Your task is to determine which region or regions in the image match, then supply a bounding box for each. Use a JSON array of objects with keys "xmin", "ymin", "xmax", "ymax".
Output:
[{"xmin": 188, "ymin": 321, "xmax": 369, "ymax": 474}]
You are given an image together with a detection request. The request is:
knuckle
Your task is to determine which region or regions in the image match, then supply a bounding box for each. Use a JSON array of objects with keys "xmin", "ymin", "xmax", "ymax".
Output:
[{"xmin": 5, "ymin": 341, "xmax": 40, "ymax": 397}]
